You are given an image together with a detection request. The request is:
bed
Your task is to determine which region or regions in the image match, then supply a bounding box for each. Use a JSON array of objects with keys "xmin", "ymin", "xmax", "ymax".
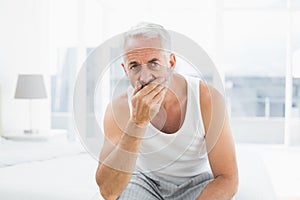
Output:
[
  {"xmin": 0, "ymin": 137, "xmax": 276, "ymax": 200},
  {"xmin": 0, "ymin": 138, "xmax": 102, "ymax": 200}
]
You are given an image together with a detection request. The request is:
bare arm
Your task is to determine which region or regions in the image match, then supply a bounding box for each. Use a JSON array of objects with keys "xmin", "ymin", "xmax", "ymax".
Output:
[
  {"xmin": 197, "ymin": 83, "xmax": 238, "ymax": 200},
  {"xmin": 96, "ymin": 81, "xmax": 167, "ymax": 200},
  {"xmin": 96, "ymin": 113, "xmax": 145, "ymax": 200}
]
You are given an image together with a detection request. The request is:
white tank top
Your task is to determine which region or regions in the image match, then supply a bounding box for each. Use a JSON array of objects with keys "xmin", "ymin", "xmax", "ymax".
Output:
[{"xmin": 127, "ymin": 75, "xmax": 212, "ymax": 184}]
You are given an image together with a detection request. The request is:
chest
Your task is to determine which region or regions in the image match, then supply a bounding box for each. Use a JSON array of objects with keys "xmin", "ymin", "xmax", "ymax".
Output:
[{"xmin": 150, "ymin": 98, "xmax": 187, "ymax": 134}]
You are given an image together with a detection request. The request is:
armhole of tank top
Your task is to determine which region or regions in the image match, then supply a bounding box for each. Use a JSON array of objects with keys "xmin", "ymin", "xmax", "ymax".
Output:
[{"xmin": 189, "ymin": 76, "xmax": 206, "ymax": 138}]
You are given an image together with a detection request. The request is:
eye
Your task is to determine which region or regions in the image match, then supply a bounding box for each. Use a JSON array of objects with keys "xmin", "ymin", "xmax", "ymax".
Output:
[
  {"xmin": 149, "ymin": 62, "xmax": 159, "ymax": 68},
  {"xmin": 130, "ymin": 65, "xmax": 141, "ymax": 71}
]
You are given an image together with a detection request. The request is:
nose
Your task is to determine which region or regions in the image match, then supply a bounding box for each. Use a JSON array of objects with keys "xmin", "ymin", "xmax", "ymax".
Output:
[{"xmin": 139, "ymin": 66, "xmax": 154, "ymax": 85}]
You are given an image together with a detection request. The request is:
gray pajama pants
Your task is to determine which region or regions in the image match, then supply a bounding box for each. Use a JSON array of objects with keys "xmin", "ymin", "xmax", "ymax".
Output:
[{"xmin": 117, "ymin": 171, "xmax": 214, "ymax": 200}]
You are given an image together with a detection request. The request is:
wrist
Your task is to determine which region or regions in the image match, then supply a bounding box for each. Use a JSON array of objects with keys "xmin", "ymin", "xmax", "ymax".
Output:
[
  {"xmin": 124, "ymin": 119, "xmax": 147, "ymax": 138},
  {"xmin": 129, "ymin": 117, "xmax": 149, "ymax": 129}
]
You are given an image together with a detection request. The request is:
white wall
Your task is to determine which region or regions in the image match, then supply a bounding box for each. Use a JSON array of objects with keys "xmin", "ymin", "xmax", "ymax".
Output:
[{"xmin": 0, "ymin": 0, "xmax": 51, "ymax": 132}]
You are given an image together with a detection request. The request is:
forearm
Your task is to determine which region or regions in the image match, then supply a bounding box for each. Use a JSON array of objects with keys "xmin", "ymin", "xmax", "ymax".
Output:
[
  {"xmin": 96, "ymin": 121, "xmax": 146, "ymax": 199},
  {"xmin": 197, "ymin": 175, "xmax": 238, "ymax": 200},
  {"xmin": 96, "ymin": 136, "xmax": 139, "ymax": 200}
]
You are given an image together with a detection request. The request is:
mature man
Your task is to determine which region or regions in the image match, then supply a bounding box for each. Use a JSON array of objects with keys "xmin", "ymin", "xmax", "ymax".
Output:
[{"xmin": 96, "ymin": 22, "xmax": 238, "ymax": 200}]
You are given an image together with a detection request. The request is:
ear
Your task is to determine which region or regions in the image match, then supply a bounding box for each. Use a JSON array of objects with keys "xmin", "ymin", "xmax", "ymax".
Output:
[
  {"xmin": 121, "ymin": 63, "xmax": 128, "ymax": 76},
  {"xmin": 169, "ymin": 53, "xmax": 176, "ymax": 70}
]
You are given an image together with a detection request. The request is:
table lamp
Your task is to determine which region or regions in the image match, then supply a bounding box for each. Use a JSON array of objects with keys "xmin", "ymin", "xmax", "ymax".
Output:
[{"xmin": 15, "ymin": 74, "xmax": 47, "ymax": 134}]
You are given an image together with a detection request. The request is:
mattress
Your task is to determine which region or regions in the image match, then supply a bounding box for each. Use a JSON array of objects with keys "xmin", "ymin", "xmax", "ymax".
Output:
[
  {"xmin": 0, "ymin": 138, "xmax": 276, "ymax": 200},
  {"xmin": 0, "ymin": 138, "xmax": 102, "ymax": 200}
]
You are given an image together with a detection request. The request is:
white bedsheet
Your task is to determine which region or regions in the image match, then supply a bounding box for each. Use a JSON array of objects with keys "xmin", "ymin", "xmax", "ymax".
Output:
[
  {"xmin": 0, "ymin": 138, "xmax": 86, "ymax": 167},
  {"xmin": 0, "ymin": 138, "xmax": 103, "ymax": 200},
  {"xmin": 0, "ymin": 139, "xmax": 276, "ymax": 200},
  {"xmin": 235, "ymin": 145, "xmax": 277, "ymax": 200},
  {"xmin": 0, "ymin": 153, "xmax": 101, "ymax": 200}
]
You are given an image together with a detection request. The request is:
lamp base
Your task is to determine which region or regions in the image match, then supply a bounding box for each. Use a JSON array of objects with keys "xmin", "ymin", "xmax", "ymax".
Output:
[{"xmin": 24, "ymin": 129, "xmax": 39, "ymax": 134}]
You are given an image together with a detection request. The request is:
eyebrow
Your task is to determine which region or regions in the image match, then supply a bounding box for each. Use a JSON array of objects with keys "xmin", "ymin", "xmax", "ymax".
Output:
[
  {"xmin": 148, "ymin": 58, "xmax": 159, "ymax": 63},
  {"xmin": 128, "ymin": 58, "xmax": 159, "ymax": 66},
  {"xmin": 129, "ymin": 61, "xmax": 139, "ymax": 66}
]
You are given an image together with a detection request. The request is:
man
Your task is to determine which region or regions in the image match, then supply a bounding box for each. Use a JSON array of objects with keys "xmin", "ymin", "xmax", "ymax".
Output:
[{"xmin": 96, "ymin": 22, "xmax": 238, "ymax": 200}]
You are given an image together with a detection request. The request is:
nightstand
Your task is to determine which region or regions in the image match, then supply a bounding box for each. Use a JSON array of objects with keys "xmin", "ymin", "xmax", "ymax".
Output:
[{"xmin": 1, "ymin": 129, "xmax": 68, "ymax": 142}]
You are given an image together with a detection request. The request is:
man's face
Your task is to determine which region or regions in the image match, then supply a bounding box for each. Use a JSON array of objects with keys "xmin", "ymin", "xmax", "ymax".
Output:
[{"xmin": 122, "ymin": 36, "xmax": 175, "ymax": 88}]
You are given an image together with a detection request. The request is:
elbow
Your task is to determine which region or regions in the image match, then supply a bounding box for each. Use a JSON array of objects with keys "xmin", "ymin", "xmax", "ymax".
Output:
[
  {"xmin": 97, "ymin": 179, "xmax": 119, "ymax": 200},
  {"xmin": 220, "ymin": 172, "xmax": 239, "ymax": 197},
  {"xmin": 99, "ymin": 187, "xmax": 118, "ymax": 200},
  {"xmin": 95, "ymin": 168, "xmax": 119, "ymax": 200}
]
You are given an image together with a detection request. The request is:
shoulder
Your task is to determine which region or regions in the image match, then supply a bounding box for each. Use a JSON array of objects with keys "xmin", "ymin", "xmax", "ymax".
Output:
[
  {"xmin": 199, "ymin": 81, "xmax": 224, "ymax": 110},
  {"xmin": 111, "ymin": 92, "xmax": 130, "ymax": 115},
  {"xmin": 199, "ymin": 81, "xmax": 226, "ymax": 135},
  {"xmin": 103, "ymin": 92, "xmax": 130, "ymax": 138},
  {"xmin": 199, "ymin": 82, "xmax": 218, "ymax": 113}
]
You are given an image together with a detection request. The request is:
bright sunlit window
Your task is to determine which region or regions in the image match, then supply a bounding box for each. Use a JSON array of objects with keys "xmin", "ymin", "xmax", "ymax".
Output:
[{"xmin": 49, "ymin": 0, "xmax": 300, "ymax": 144}]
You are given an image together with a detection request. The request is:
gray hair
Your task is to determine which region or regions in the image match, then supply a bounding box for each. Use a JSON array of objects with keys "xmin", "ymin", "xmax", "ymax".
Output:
[{"xmin": 123, "ymin": 22, "xmax": 171, "ymax": 51}]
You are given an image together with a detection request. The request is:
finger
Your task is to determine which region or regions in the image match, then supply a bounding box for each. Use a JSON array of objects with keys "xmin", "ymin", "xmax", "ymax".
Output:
[
  {"xmin": 142, "ymin": 84, "xmax": 165, "ymax": 101},
  {"xmin": 138, "ymin": 80, "xmax": 166, "ymax": 96},
  {"xmin": 150, "ymin": 88, "xmax": 167, "ymax": 106},
  {"xmin": 149, "ymin": 77, "xmax": 165, "ymax": 85},
  {"xmin": 133, "ymin": 81, "xmax": 142, "ymax": 95},
  {"xmin": 156, "ymin": 93, "xmax": 165, "ymax": 105},
  {"xmin": 148, "ymin": 93, "xmax": 165, "ymax": 118}
]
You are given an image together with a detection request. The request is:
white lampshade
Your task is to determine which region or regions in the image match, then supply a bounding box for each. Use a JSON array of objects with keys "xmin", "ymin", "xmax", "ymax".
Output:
[{"xmin": 15, "ymin": 74, "xmax": 47, "ymax": 99}]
